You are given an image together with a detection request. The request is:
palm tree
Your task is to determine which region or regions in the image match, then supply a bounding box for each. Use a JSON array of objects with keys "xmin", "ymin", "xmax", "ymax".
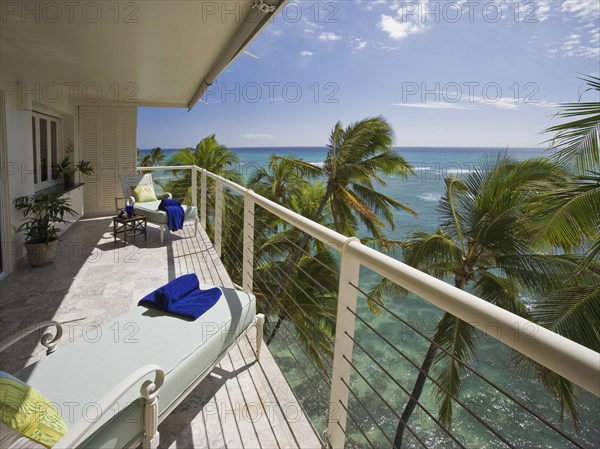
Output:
[
  {"xmin": 248, "ymin": 155, "xmax": 315, "ymax": 210},
  {"xmin": 264, "ymin": 117, "xmax": 416, "ymax": 341},
  {"xmin": 392, "ymin": 156, "xmax": 581, "ymax": 448},
  {"xmin": 139, "ymin": 147, "xmax": 166, "ymax": 167},
  {"xmin": 164, "ymin": 134, "xmax": 240, "ymax": 204},
  {"xmin": 281, "ymin": 116, "xmax": 416, "ymax": 238},
  {"xmin": 238, "ymin": 156, "xmax": 338, "ymax": 366},
  {"xmin": 539, "ymin": 75, "xmax": 600, "ymax": 266}
]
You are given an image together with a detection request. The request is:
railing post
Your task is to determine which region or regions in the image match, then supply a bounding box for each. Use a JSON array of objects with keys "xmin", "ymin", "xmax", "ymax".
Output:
[
  {"xmin": 328, "ymin": 237, "xmax": 361, "ymax": 449},
  {"xmin": 200, "ymin": 170, "xmax": 207, "ymax": 230},
  {"xmin": 191, "ymin": 167, "xmax": 198, "ymax": 216},
  {"xmin": 215, "ymin": 179, "xmax": 223, "ymax": 257},
  {"xmin": 242, "ymin": 191, "xmax": 255, "ymax": 292}
]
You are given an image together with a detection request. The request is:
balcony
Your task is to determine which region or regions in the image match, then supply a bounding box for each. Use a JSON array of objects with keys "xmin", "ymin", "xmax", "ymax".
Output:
[{"xmin": 1, "ymin": 164, "xmax": 598, "ymax": 449}]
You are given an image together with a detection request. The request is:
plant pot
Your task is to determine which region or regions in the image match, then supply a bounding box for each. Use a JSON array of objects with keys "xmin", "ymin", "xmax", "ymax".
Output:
[
  {"xmin": 25, "ymin": 240, "xmax": 59, "ymax": 267},
  {"xmin": 64, "ymin": 173, "xmax": 74, "ymax": 188}
]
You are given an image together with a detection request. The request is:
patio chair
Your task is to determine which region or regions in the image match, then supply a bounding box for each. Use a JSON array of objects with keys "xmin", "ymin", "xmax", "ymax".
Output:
[
  {"xmin": 0, "ymin": 286, "xmax": 264, "ymax": 449},
  {"xmin": 118, "ymin": 173, "xmax": 198, "ymax": 244}
]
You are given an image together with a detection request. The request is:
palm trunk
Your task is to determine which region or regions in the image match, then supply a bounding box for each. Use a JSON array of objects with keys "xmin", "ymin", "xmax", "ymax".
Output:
[
  {"xmin": 394, "ymin": 279, "xmax": 464, "ymax": 448},
  {"xmin": 393, "ymin": 332, "xmax": 441, "ymax": 448},
  {"xmin": 266, "ymin": 315, "xmax": 284, "ymax": 345}
]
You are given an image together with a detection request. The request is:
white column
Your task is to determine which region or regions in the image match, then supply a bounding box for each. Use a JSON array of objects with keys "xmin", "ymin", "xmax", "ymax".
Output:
[
  {"xmin": 200, "ymin": 171, "xmax": 207, "ymax": 229},
  {"xmin": 242, "ymin": 191, "xmax": 255, "ymax": 292},
  {"xmin": 191, "ymin": 167, "xmax": 198, "ymax": 216},
  {"xmin": 327, "ymin": 237, "xmax": 361, "ymax": 449},
  {"xmin": 215, "ymin": 179, "xmax": 223, "ymax": 257}
]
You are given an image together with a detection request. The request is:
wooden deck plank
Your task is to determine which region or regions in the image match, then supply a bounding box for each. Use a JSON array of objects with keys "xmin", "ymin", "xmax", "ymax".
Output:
[
  {"xmin": 218, "ymin": 350, "xmax": 262, "ymax": 448},
  {"xmin": 229, "ymin": 342, "xmax": 284, "ymax": 449}
]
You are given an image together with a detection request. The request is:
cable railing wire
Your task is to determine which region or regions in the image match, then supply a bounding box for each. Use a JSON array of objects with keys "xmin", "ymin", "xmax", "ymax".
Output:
[
  {"xmin": 346, "ymin": 304, "xmax": 517, "ymax": 449},
  {"xmin": 348, "ymin": 281, "xmax": 587, "ymax": 449},
  {"xmin": 249, "ymin": 260, "xmax": 338, "ymax": 350},
  {"xmin": 247, "ymin": 264, "xmax": 336, "ymax": 372},
  {"xmin": 339, "ymin": 371, "xmax": 431, "ymax": 449},
  {"xmin": 342, "ymin": 336, "xmax": 468, "ymax": 449},
  {"xmin": 255, "ymin": 259, "xmax": 339, "ymax": 332},
  {"xmin": 333, "ymin": 391, "xmax": 379, "ymax": 449},
  {"xmin": 249, "ymin": 208, "xmax": 339, "ymax": 277}
]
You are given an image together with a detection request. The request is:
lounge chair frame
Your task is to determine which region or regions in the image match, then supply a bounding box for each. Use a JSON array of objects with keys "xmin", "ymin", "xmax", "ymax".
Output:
[{"xmin": 1, "ymin": 314, "xmax": 265, "ymax": 449}]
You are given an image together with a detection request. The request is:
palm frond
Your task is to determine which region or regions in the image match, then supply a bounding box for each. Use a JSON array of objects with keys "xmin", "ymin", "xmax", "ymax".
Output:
[
  {"xmin": 536, "ymin": 172, "xmax": 600, "ymax": 252},
  {"xmin": 432, "ymin": 314, "xmax": 478, "ymax": 426},
  {"xmin": 545, "ymin": 75, "xmax": 600, "ymax": 173}
]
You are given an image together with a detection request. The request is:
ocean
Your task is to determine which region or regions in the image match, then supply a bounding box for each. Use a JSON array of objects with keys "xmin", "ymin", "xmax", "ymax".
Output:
[{"xmin": 139, "ymin": 147, "xmax": 598, "ymax": 448}]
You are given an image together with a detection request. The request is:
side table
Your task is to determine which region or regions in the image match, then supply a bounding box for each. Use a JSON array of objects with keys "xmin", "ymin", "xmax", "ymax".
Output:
[{"xmin": 113, "ymin": 214, "xmax": 147, "ymax": 245}]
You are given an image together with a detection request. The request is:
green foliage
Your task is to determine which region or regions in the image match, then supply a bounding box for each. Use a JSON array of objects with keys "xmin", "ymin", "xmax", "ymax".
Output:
[
  {"xmin": 545, "ymin": 75, "xmax": 600, "ymax": 174},
  {"xmin": 278, "ymin": 116, "xmax": 416, "ymax": 239},
  {"xmin": 394, "ymin": 156, "xmax": 587, "ymax": 446},
  {"xmin": 539, "ymin": 75, "xmax": 600, "ymax": 267},
  {"xmin": 14, "ymin": 193, "xmax": 77, "ymax": 244},
  {"xmin": 139, "ymin": 147, "xmax": 166, "ymax": 167},
  {"xmin": 52, "ymin": 156, "xmax": 94, "ymax": 178},
  {"xmin": 162, "ymin": 135, "xmax": 240, "ymax": 204}
]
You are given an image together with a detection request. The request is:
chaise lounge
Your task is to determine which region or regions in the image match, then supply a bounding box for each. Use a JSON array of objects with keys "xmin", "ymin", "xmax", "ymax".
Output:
[
  {"xmin": 1, "ymin": 284, "xmax": 264, "ymax": 449},
  {"xmin": 118, "ymin": 173, "xmax": 198, "ymax": 245}
]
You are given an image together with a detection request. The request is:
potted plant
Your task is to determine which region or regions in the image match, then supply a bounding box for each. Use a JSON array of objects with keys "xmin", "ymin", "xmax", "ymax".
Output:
[
  {"xmin": 14, "ymin": 193, "xmax": 77, "ymax": 267},
  {"xmin": 52, "ymin": 156, "xmax": 94, "ymax": 188}
]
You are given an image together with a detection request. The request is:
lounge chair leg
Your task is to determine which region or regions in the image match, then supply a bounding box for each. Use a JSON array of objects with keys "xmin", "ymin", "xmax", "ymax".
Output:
[
  {"xmin": 143, "ymin": 433, "xmax": 159, "ymax": 449},
  {"xmin": 195, "ymin": 217, "xmax": 198, "ymax": 235},
  {"xmin": 160, "ymin": 226, "xmax": 164, "ymax": 245},
  {"xmin": 255, "ymin": 313, "xmax": 265, "ymax": 359},
  {"xmin": 141, "ymin": 380, "xmax": 161, "ymax": 449}
]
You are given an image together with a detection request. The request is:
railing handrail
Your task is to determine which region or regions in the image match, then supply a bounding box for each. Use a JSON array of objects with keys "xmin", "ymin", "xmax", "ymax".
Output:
[{"xmin": 140, "ymin": 163, "xmax": 600, "ymax": 397}]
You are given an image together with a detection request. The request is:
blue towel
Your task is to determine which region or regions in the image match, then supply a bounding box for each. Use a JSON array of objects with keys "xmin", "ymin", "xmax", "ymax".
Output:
[
  {"xmin": 158, "ymin": 198, "xmax": 185, "ymax": 231},
  {"xmin": 138, "ymin": 274, "xmax": 222, "ymax": 320},
  {"xmin": 139, "ymin": 273, "xmax": 199, "ymax": 310},
  {"xmin": 163, "ymin": 287, "xmax": 223, "ymax": 320}
]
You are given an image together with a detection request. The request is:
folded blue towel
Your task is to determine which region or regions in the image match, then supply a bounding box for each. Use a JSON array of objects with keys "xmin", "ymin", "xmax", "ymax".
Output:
[
  {"xmin": 139, "ymin": 273, "xmax": 199, "ymax": 310},
  {"xmin": 158, "ymin": 198, "xmax": 185, "ymax": 231},
  {"xmin": 164, "ymin": 287, "xmax": 223, "ymax": 320},
  {"xmin": 139, "ymin": 274, "xmax": 222, "ymax": 320}
]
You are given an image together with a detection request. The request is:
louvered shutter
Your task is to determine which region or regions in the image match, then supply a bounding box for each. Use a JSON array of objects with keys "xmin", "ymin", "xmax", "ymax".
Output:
[{"xmin": 79, "ymin": 106, "xmax": 137, "ymax": 215}]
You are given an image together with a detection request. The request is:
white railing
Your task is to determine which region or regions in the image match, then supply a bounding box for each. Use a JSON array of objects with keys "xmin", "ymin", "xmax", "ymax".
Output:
[{"xmin": 140, "ymin": 165, "xmax": 600, "ymax": 448}]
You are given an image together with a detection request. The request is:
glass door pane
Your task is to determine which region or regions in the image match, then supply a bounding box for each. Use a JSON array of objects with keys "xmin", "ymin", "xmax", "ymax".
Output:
[
  {"xmin": 51, "ymin": 120, "xmax": 58, "ymax": 178},
  {"xmin": 32, "ymin": 117, "xmax": 38, "ymax": 183},
  {"xmin": 39, "ymin": 118, "xmax": 48, "ymax": 182}
]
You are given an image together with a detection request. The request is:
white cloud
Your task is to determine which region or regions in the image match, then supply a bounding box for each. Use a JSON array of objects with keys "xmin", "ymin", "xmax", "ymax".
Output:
[
  {"xmin": 473, "ymin": 96, "xmax": 520, "ymax": 110},
  {"xmin": 271, "ymin": 29, "xmax": 283, "ymax": 36},
  {"xmin": 529, "ymin": 100, "xmax": 560, "ymax": 109},
  {"xmin": 356, "ymin": 40, "xmax": 367, "ymax": 50},
  {"xmin": 241, "ymin": 133, "xmax": 274, "ymax": 140},
  {"xmin": 560, "ymin": 0, "xmax": 599, "ymax": 19},
  {"xmin": 562, "ymin": 33, "xmax": 581, "ymax": 50},
  {"xmin": 318, "ymin": 32, "xmax": 342, "ymax": 41},
  {"xmin": 391, "ymin": 96, "xmax": 559, "ymax": 111},
  {"xmin": 390, "ymin": 102, "xmax": 474, "ymax": 110},
  {"xmin": 379, "ymin": 14, "xmax": 426, "ymax": 41},
  {"xmin": 300, "ymin": 50, "xmax": 313, "ymax": 57},
  {"xmin": 557, "ymin": 31, "xmax": 599, "ymax": 59}
]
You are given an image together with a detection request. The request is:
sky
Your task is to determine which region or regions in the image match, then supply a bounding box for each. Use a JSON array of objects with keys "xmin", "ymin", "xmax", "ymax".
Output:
[{"xmin": 137, "ymin": 0, "xmax": 600, "ymax": 149}]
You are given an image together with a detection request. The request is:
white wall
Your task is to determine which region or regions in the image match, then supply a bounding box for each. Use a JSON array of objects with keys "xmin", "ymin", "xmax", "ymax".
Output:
[{"xmin": 1, "ymin": 79, "xmax": 79, "ymax": 272}]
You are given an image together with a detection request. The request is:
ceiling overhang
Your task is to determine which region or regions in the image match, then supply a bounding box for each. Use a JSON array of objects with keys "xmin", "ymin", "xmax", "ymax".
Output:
[{"xmin": 0, "ymin": 0, "xmax": 285, "ymax": 110}]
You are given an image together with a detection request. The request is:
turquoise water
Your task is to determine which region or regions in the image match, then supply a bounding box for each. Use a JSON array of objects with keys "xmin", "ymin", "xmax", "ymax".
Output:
[{"xmin": 140, "ymin": 147, "xmax": 599, "ymax": 448}]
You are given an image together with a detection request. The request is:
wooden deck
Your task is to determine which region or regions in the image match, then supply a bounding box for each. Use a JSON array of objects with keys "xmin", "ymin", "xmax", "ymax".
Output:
[{"xmin": 0, "ymin": 217, "xmax": 322, "ymax": 449}]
